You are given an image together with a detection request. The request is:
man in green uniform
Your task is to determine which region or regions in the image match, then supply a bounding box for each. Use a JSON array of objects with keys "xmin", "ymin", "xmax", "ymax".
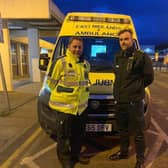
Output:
[{"xmin": 47, "ymin": 37, "xmax": 90, "ymax": 168}]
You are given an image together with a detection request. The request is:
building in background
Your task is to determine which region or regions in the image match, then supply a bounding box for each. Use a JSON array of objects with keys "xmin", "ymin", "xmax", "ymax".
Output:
[
  {"xmin": 155, "ymin": 43, "xmax": 168, "ymax": 65},
  {"xmin": 10, "ymin": 38, "xmax": 54, "ymax": 79},
  {"xmin": 0, "ymin": 0, "xmax": 64, "ymax": 91}
]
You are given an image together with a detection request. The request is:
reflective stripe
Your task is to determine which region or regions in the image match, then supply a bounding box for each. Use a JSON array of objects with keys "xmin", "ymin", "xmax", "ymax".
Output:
[
  {"xmin": 78, "ymin": 102, "xmax": 88, "ymax": 109},
  {"xmin": 47, "ymin": 76, "xmax": 59, "ymax": 85},
  {"xmin": 49, "ymin": 100, "xmax": 87, "ymax": 110},
  {"xmin": 66, "ymin": 71, "xmax": 76, "ymax": 76},
  {"xmin": 59, "ymin": 80, "xmax": 89, "ymax": 86},
  {"xmin": 59, "ymin": 57, "xmax": 89, "ymax": 87},
  {"xmin": 79, "ymin": 81, "xmax": 89, "ymax": 86},
  {"xmin": 49, "ymin": 100, "xmax": 74, "ymax": 109}
]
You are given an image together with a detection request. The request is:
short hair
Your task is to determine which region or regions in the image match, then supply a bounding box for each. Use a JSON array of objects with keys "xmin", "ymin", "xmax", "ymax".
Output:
[
  {"xmin": 118, "ymin": 28, "xmax": 133, "ymax": 36},
  {"xmin": 68, "ymin": 36, "xmax": 83, "ymax": 45}
]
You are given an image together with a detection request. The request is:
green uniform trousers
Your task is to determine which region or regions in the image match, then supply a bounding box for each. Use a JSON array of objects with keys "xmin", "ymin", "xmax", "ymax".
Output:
[{"xmin": 55, "ymin": 110, "xmax": 87, "ymax": 167}]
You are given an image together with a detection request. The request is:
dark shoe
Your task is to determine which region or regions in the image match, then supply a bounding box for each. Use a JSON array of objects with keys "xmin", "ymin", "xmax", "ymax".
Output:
[
  {"xmin": 78, "ymin": 156, "xmax": 90, "ymax": 164},
  {"xmin": 134, "ymin": 161, "xmax": 145, "ymax": 168},
  {"xmin": 62, "ymin": 163, "xmax": 74, "ymax": 168},
  {"xmin": 109, "ymin": 151, "xmax": 128, "ymax": 161},
  {"xmin": 61, "ymin": 161, "xmax": 74, "ymax": 168},
  {"xmin": 72, "ymin": 156, "xmax": 90, "ymax": 165}
]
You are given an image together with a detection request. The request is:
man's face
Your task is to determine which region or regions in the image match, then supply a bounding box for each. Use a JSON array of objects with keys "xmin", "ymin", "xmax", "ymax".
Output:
[
  {"xmin": 119, "ymin": 31, "xmax": 133, "ymax": 50},
  {"xmin": 68, "ymin": 39, "xmax": 83, "ymax": 57}
]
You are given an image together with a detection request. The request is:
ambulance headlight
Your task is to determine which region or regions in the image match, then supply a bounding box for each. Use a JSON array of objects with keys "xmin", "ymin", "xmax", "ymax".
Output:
[{"xmin": 89, "ymin": 100, "xmax": 100, "ymax": 110}]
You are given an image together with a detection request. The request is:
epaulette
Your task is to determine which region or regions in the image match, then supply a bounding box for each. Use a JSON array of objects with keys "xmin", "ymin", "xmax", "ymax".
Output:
[{"xmin": 56, "ymin": 55, "xmax": 66, "ymax": 61}]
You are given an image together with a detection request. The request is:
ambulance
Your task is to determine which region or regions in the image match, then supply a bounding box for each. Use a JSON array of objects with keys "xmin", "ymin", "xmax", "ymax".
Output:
[{"xmin": 38, "ymin": 12, "xmax": 151, "ymax": 136}]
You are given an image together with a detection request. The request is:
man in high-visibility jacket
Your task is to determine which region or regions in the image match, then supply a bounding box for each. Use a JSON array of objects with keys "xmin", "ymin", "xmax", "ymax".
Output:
[{"xmin": 47, "ymin": 37, "xmax": 90, "ymax": 168}]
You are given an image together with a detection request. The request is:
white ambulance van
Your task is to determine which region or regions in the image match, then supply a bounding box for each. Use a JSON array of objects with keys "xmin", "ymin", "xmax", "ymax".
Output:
[{"xmin": 38, "ymin": 12, "xmax": 151, "ymax": 136}]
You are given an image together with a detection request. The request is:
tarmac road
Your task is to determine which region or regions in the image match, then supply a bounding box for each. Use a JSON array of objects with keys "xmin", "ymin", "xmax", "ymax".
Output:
[{"xmin": 0, "ymin": 72, "xmax": 168, "ymax": 168}]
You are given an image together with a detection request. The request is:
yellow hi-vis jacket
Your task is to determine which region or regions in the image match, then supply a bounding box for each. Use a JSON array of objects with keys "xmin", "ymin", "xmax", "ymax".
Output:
[{"xmin": 47, "ymin": 49, "xmax": 90, "ymax": 115}]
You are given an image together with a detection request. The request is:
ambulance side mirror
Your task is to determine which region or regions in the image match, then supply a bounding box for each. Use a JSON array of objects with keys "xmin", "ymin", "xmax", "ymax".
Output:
[{"xmin": 39, "ymin": 54, "xmax": 50, "ymax": 71}]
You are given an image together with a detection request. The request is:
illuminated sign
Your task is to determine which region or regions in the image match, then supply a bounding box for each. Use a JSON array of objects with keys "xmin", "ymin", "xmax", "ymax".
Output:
[{"xmin": 73, "ymin": 23, "xmax": 129, "ymax": 37}]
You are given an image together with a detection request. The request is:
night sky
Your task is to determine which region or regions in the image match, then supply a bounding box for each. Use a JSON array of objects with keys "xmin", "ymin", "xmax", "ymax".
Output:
[{"xmin": 53, "ymin": 0, "xmax": 168, "ymax": 46}]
